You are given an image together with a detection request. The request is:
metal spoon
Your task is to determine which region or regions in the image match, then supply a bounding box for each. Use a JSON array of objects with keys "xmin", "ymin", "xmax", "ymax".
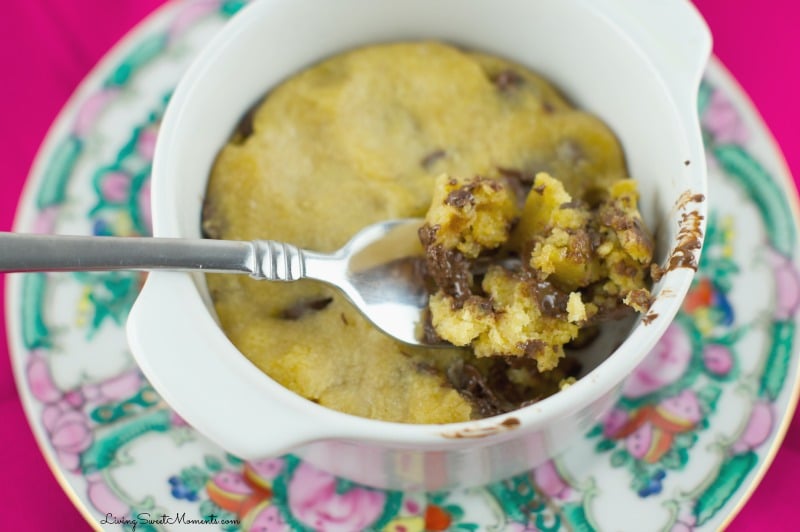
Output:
[{"xmin": 0, "ymin": 218, "xmax": 435, "ymax": 346}]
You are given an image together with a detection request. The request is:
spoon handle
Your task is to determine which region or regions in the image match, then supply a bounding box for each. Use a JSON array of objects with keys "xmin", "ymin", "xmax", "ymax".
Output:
[{"xmin": 0, "ymin": 232, "xmax": 314, "ymax": 280}]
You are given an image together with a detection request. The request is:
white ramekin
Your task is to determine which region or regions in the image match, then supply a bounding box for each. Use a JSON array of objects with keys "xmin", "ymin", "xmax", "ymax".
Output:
[{"xmin": 127, "ymin": 0, "xmax": 711, "ymax": 490}]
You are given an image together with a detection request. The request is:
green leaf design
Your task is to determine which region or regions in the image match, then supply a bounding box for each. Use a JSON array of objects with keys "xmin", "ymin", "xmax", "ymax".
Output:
[
  {"xmin": 181, "ymin": 465, "xmax": 212, "ymax": 492},
  {"xmin": 485, "ymin": 476, "xmax": 539, "ymax": 523},
  {"xmin": 697, "ymin": 80, "xmax": 713, "ymax": 117},
  {"xmin": 760, "ymin": 320, "xmax": 795, "ymax": 400},
  {"xmin": 585, "ymin": 424, "xmax": 603, "ymax": 438},
  {"xmin": 335, "ymin": 477, "xmax": 355, "ymax": 494},
  {"xmin": 21, "ymin": 273, "xmax": 51, "ymax": 350},
  {"xmin": 673, "ymin": 431, "xmax": 699, "ymax": 449},
  {"xmin": 708, "ymin": 259, "xmax": 740, "ymax": 291},
  {"xmin": 693, "ymin": 452, "xmax": 758, "ymax": 525},
  {"xmin": 595, "ymin": 439, "xmax": 616, "ymax": 453},
  {"xmin": 561, "ymin": 502, "xmax": 595, "ymax": 532},
  {"xmin": 221, "ymin": 523, "xmax": 241, "ymax": 532},
  {"xmin": 80, "ymin": 409, "xmax": 172, "ymax": 473},
  {"xmin": 73, "ymin": 271, "xmax": 142, "ymax": 336},
  {"xmin": 37, "ymin": 135, "xmax": 82, "ymax": 209},
  {"xmin": 661, "ymin": 449, "xmax": 682, "ymax": 470},
  {"xmin": 535, "ymin": 511, "xmax": 563, "ymax": 532},
  {"xmin": 225, "ymin": 453, "xmax": 244, "ymax": 466},
  {"xmin": 445, "ymin": 503, "xmax": 465, "ymax": 521},
  {"xmin": 220, "ymin": 0, "xmax": 248, "ymax": 16},
  {"xmin": 696, "ymin": 384, "xmax": 722, "ymax": 412},
  {"xmin": 371, "ymin": 490, "xmax": 403, "ymax": 531},
  {"xmin": 204, "ymin": 455, "xmax": 224, "ymax": 473},
  {"xmin": 106, "ymin": 34, "xmax": 169, "ymax": 87},
  {"xmin": 713, "ymin": 144, "xmax": 795, "ymax": 256},
  {"xmin": 712, "ymin": 326, "xmax": 750, "ymax": 347},
  {"xmin": 610, "ymin": 449, "xmax": 629, "ymax": 468}
]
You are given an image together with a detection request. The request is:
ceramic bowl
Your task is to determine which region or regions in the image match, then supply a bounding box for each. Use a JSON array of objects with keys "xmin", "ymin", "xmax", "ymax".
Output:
[{"xmin": 127, "ymin": 0, "xmax": 711, "ymax": 490}]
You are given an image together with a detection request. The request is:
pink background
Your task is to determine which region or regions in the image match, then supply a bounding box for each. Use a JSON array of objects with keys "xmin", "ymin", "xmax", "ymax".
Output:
[{"xmin": 0, "ymin": 1, "xmax": 797, "ymax": 530}]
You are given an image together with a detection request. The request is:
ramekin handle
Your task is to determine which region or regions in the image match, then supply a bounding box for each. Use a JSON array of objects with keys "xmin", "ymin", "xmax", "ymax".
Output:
[
  {"xmin": 595, "ymin": 0, "xmax": 712, "ymax": 110},
  {"xmin": 127, "ymin": 272, "xmax": 323, "ymax": 459}
]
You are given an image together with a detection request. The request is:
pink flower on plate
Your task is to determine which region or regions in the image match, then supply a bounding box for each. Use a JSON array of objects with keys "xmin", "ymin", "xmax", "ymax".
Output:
[
  {"xmin": 136, "ymin": 127, "xmax": 158, "ymax": 161},
  {"xmin": 602, "ymin": 407, "xmax": 629, "ymax": 438},
  {"xmin": 622, "ymin": 323, "xmax": 692, "ymax": 398},
  {"xmin": 73, "ymin": 89, "xmax": 120, "ymax": 137},
  {"xmin": 702, "ymin": 344, "xmax": 734, "ymax": 376},
  {"xmin": 245, "ymin": 458, "xmax": 285, "ymax": 491},
  {"xmin": 27, "ymin": 354, "xmax": 93, "ymax": 472},
  {"xmin": 86, "ymin": 472, "xmax": 130, "ymax": 518},
  {"xmin": 731, "ymin": 401, "xmax": 774, "ymax": 454},
  {"xmin": 28, "ymin": 354, "xmax": 65, "ymax": 403},
  {"xmin": 245, "ymin": 503, "xmax": 290, "ymax": 532},
  {"xmin": 99, "ymin": 171, "xmax": 132, "ymax": 204},
  {"xmin": 505, "ymin": 522, "xmax": 538, "ymax": 532},
  {"xmin": 702, "ymin": 89, "xmax": 748, "ymax": 145},
  {"xmin": 766, "ymin": 248, "xmax": 800, "ymax": 320},
  {"xmin": 288, "ymin": 462, "xmax": 386, "ymax": 532},
  {"xmin": 532, "ymin": 460, "xmax": 571, "ymax": 500},
  {"xmin": 82, "ymin": 370, "xmax": 143, "ymax": 402}
]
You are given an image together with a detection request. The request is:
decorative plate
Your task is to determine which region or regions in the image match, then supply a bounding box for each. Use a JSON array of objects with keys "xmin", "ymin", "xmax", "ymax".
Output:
[{"xmin": 7, "ymin": 1, "xmax": 800, "ymax": 530}]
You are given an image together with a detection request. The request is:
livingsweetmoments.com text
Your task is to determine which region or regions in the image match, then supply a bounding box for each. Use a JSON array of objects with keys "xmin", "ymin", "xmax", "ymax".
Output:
[{"xmin": 101, "ymin": 512, "xmax": 240, "ymax": 530}]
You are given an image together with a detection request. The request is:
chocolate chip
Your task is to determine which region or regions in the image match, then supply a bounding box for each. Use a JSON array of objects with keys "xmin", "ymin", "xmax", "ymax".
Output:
[
  {"xmin": 520, "ymin": 339, "xmax": 546, "ymax": 359},
  {"xmin": 497, "ymin": 167, "xmax": 536, "ymax": 185},
  {"xmin": 201, "ymin": 199, "xmax": 225, "ymax": 240},
  {"xmin": 232, "ymin": 100, "xmax": 261, "ymax": 142},
  {"xmin": 278, "ymin": 297, "xmax": 333, "ymax": 320},
  {"xmin": 445, "ymin": 187, "xmax": 475, "ymax": 208},
  {"xmin": 583, "ymin": 187, "xmax": 608, "ymax": 208},
  {"xmin": 421, "ymin": 149, "xmax": 447, "ymax": 170},
  {"xmin": 493, "ymin": 69, "xmax": 525, "ymax": 92}
]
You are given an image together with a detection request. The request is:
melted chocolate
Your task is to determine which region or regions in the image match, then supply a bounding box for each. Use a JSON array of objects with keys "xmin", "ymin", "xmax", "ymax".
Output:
[
  {"xmin": 563, "ymin": 227, "xmax": 593, "ymax": 263},
  {"xmin": 666, "ymin": 210, "xmax": 704, "ymax": 272},
  {"xmin": 642, "ymin": 312, "xmax": 659, "ymax": 325},
  {"xmin": 531, "ymin": 278, "xmax": 570, "ymax": 318},
  {"xmin": 419, "ymin": 224, "xmax": 474, "ymax": 305},
  {"xmin": 626, "ymin": 288, "xmax": 654, "ymax": 312}
]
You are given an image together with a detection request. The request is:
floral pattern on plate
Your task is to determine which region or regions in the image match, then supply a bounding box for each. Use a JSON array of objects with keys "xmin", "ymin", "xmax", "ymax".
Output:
[{"xmin": 7, "ymin": 1, "xmax": 800, "ymax": 530}]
